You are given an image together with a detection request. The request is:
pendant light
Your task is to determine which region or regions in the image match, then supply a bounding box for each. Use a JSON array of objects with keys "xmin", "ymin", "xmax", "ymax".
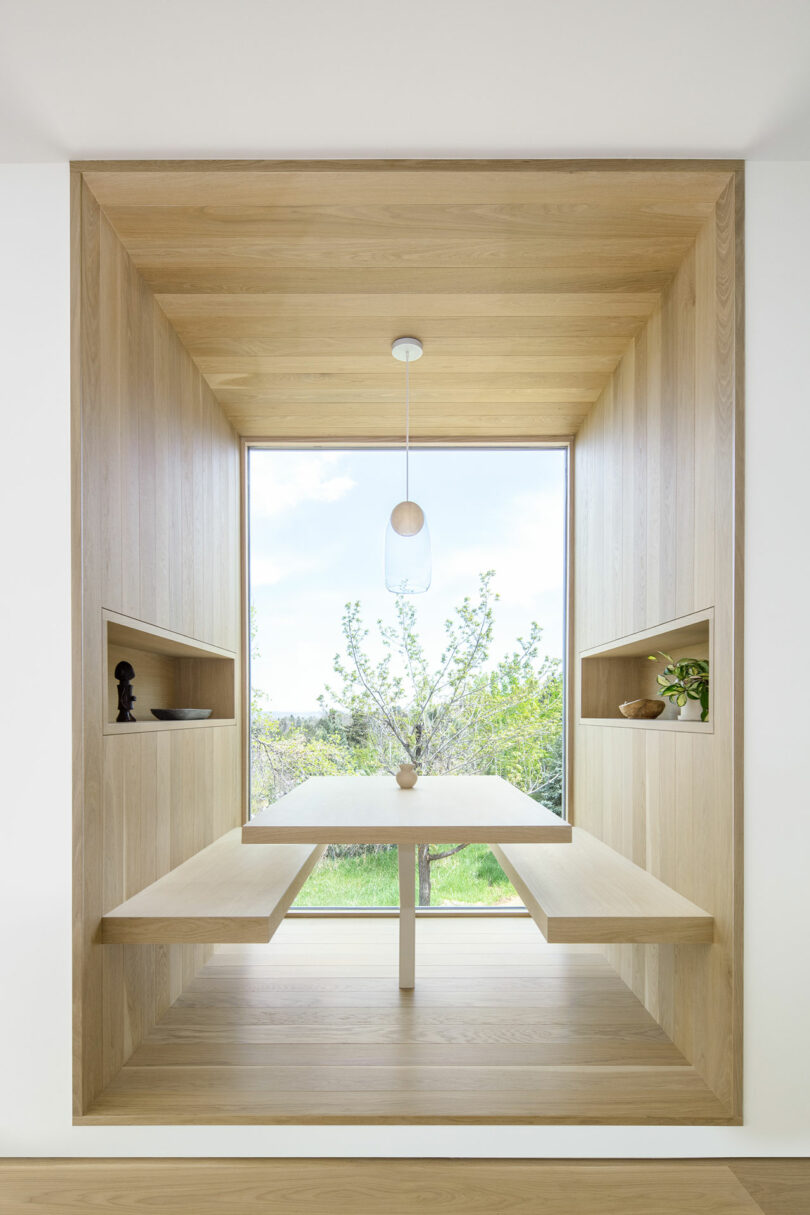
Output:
[{"xmin": 385, "ymin": 337, "xmax": 431, "ymax": 593}]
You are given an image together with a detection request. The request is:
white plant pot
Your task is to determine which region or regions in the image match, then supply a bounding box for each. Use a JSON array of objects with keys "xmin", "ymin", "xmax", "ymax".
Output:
[{"xmin": 678, "ymin": 698, "xmax": 703, "ymax": 722}]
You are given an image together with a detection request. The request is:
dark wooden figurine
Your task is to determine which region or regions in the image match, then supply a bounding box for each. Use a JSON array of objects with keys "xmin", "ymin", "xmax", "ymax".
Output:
[{"xmin": 114, "ymin": 660, "xmax": 137, "ymax": 722}]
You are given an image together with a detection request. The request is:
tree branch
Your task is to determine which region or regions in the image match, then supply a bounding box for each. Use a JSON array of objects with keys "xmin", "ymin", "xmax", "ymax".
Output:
[{"xmin": 428, "ymin": 843, "xmax": 469, "ymax": 864}]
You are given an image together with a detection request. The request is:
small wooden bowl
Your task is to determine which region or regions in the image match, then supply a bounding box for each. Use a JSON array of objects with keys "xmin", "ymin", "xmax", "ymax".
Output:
[{"xmin": 619, "ymin": 698, "xmax": 665, "ymax": 720}]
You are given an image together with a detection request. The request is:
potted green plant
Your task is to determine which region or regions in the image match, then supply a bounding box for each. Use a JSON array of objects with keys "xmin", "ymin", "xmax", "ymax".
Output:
[{"xmin": 648, "ymin": 652, "xmax": 709, "ymax": 722}]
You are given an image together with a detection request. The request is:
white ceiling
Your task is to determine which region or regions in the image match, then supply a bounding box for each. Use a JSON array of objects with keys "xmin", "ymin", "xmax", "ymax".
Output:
[{"xmin": 2, "ymin": 0, "xmax": 810, "ymax": 161}]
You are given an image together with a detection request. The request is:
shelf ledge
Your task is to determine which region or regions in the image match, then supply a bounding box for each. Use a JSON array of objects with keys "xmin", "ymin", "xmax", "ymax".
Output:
[
  {"xmin": 579, "ymin": 717, "xmax": 712, "ymax": 733},
  {"xmin": 103, "ymin": 717, "xmax": 236, "ymax": 735}
]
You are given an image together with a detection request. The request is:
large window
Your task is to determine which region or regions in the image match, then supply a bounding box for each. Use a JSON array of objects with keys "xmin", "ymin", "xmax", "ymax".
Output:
[{"xmin": 248, "ymin": 446, "xmax": 567, "ymax": 907}]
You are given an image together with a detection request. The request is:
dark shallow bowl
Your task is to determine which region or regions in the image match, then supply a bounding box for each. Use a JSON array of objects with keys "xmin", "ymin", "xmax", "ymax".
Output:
[{"xmin": 151, "ymin": 708, "xmax": 213, "ymax": 721}]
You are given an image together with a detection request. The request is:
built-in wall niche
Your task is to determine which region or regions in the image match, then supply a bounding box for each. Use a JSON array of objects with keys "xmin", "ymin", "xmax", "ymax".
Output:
[
  {"xmin": 579, "ymin": 608, "xmax": 713, "ymax": 732},
  {"xmin": 103, "ymin": 611, "xmax": 236, "ymax": 734}
]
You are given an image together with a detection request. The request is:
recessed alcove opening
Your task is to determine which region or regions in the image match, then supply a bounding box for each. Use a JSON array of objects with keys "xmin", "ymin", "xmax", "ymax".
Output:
[
  {"xmin": 579, "ymin": 609, "xmax": 713, "ymax": 731},
  {"xmin": 72, "ymin": 161, "xmax": 743, "ymax": 1127},
  {"xmin": 104, "ymin": 611, "xmax": 236, "ymax": 733}
]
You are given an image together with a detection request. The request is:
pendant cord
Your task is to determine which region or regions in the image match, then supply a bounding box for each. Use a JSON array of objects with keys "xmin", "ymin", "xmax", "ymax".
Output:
[{"xmin": 405, "ymin": 351, "xmax": 410, "ymax": 502}]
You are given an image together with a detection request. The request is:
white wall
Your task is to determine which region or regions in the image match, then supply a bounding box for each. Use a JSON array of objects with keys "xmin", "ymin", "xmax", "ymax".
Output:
[{"xmin": 0, "ymin": 161, "xmax": 808, "ymax": 1158}]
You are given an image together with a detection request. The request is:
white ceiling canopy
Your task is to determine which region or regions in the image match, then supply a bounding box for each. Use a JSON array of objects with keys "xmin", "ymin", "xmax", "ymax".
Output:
[{"xmin": 1, "ymin": 0, "xmax": 810, "ymax": 160}]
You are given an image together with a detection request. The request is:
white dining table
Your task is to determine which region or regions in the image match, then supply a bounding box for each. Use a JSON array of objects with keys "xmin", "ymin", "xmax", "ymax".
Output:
[{"xmin": 242, "ymin": 773, "xmax": 571, "ymax": 988}]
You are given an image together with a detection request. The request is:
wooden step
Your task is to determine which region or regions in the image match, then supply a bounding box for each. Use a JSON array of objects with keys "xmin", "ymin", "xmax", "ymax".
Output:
[
  {"xmin": 490, "ymin": 829, "xmax": 713, "ymax": 944},
  {"xmin": 101, "ymin": 829, "xmax": 324, "ymax": 944}
]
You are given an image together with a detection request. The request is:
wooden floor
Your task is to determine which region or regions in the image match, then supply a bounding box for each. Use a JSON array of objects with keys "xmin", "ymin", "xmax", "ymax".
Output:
[
  {"xmin": 82, "ymin": 917, "xmax": 730, "ymax": 1124},
  {"xmin": 0, "ymin": 1160, "xmax": 773, "ymax": 1214}
]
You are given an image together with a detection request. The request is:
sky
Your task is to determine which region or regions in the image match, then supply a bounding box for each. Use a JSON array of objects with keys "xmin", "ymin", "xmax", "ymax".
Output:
[{"xmin": 249, "ymin": 448, "xmax": 566, "ymax": 714}]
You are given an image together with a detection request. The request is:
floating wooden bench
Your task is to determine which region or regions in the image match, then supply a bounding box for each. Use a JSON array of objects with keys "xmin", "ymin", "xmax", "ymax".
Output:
[
  {"xmin": 490, "ymin": 828, "xmax": 714, "ymax": 945},
  {"xmin": 101, "ymin": 829, "xmax": 324, "ymax": 944}
]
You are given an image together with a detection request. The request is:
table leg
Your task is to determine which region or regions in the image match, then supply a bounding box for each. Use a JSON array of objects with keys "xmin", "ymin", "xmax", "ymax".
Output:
[{"xmin": 398, "ymin": 844, "xmax": 415, "ymax": 989}]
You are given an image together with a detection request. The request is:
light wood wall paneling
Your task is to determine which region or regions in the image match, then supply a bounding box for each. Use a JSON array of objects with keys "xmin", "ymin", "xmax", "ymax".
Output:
[
  {"xmin": 82, "ymin": 163, "xmax": 731, "ymax": 440},
  {"xmin": 101, "ymin": 734, "xmax": 124, "ymax": 1089},
  {"xmin": 572, "ymin": 177, "xmax": 742, "ymax": 1116},
  {"xmin": 73, "ymin": 179, "xmax": 242, "ymax": 1115},
  {"xmin": 730, "ymin": 169, "xmax": 746, "ymax": 1121},
  {"xmin": 69, "ymin": 167, "xmax": 86, "ymax": 1116},
  {"xmin": 78, "ymin": 177, "xmax": 105, "ymax": 1111},
  {"xmin": 175, "ymin": 656, "xmax": 236, "ymax": 720},
  {"xmin": 96, "ymin": 728, "xmax": 240, "ymax": 1093},
  {"xmin": 79, "ymin": 162, "xmax": 737, "ymax": 204}
]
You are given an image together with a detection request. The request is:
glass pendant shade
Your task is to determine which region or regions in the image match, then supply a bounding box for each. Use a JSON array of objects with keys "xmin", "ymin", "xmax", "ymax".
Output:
[{"xmin": 385, "ymin": 504, "xmax": 431, "ymax": 593}]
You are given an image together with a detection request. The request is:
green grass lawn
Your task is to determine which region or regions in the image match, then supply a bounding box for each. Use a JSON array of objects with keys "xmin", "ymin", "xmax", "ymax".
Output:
[{"xmin": 294, "ymin": 842, "xmax": 519, "ymax": 907}]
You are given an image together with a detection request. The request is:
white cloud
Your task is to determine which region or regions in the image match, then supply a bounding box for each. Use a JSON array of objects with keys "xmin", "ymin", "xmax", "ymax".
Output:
[
  {"xmin": 250, "ymin": 452, "xmax": 356, "ymax": 519},
  {"xmin": 441, "ymin": 488, "xmax": 565, "ymax": 610}
]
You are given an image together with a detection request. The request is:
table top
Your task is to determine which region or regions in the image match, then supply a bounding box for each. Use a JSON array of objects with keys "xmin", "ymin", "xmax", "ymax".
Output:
[{"xmin": 242, "ymin": 774, "xmax": 572, "ymax": 845}]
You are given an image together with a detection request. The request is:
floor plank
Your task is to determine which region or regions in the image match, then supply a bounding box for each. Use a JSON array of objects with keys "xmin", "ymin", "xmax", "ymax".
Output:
[
  {"xmin": 727, "ymin": 1161, "xmax": 810, "ymax": 1215},
  {"xmin": 0, "ymin": 1160, "xmax": 765, "ymax": 1214}
]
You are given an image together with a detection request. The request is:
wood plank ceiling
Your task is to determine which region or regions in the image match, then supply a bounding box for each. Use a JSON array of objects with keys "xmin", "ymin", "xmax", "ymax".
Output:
[{"xmin": 83, "ymin": 164, "xmax": 732, "ymax": 439}]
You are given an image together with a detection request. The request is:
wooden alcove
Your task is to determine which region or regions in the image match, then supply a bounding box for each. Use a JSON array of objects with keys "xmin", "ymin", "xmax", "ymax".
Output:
[
  {"xmin": 104, "ymin": 612, "xmax": 237, "ymax": 731},
  {"xmin": 579, "ymin": 608, "xmax": 713, "ymax": 728},
  {"xmin": 71, "ymin": 160, "xmax": 743, "ymax": 1124}
]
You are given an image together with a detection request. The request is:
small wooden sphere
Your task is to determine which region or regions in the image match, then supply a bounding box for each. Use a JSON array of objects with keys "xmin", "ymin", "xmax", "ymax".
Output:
[{"xmin": 390, "ymin": 500, "xmax": 425, "ymax": 537}]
